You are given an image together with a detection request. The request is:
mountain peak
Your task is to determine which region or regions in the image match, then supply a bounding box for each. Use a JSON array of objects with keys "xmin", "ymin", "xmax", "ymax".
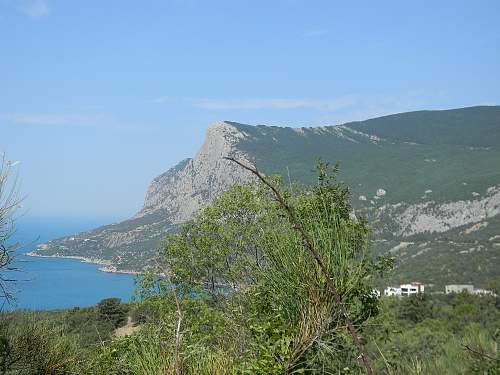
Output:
[{"xmin": 137, "ymin": 121, "xmax": 254, "ymax": 222}]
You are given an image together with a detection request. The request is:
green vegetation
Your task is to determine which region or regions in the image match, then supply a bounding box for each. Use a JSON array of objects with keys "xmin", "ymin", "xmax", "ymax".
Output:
[
  {"xmin": 346, "ymin": 106, "xmax": 500, "ymax": 147},
  {"xmin": 97, "ymin": 298, "xmax": 128, "ymax": 328},
  {"xmin": 32, "ymin": 208, "xmax": 176, "ymax": 271},
  {"xmin": 230, "ymin": 107, "xmax": 500, "ymax": 288},
  {"xmin": 367, "ymin": 293, "xmax": 499, "ymax": 374},
  {"xmin": 0, "ymin": 301, "xmax": 128, "ymax": 374},
  {"xmin": 1, "ymin": 161, "xmax": 498, "ymax": 374},
  {"xmin": 0, "ymin": 292, "xmax": 497, "ymax": 373},
  {"xmin": 35, "ymin": 106, "xmax": 500, "ymax": 288},
  {"xmin": 232, "ymin": 106, "xmax": 500, "ymax": 206}
]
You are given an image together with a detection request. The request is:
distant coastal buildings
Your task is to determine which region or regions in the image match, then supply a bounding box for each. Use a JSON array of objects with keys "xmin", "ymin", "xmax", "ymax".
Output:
[
  {"xmin": 445, "ymin": 284, "xmax": 496, "ymax": 296},
  {"xmin": 379, "ymin": 282, "xmax": 496, "ymax": 297},
  {"xmin": 445, "ymin": 284, "xmax": 474, "ymax": 294},
  {"xmin": 384, "ymin": 282, "xmax": 424, "ymax": 297}
]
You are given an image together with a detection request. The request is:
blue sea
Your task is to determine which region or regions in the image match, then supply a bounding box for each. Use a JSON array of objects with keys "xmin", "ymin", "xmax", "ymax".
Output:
[{"xmin": 4, "ymin": 217, "xmax": 135, "ymax": 311}]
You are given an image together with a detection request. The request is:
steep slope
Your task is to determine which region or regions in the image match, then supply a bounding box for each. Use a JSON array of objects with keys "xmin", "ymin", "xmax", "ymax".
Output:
[
  {"xmin": 32, "ymin": 106, "xmax": 500, "ymax": 287},
  {"xmin": 31, "ymin": 122, "xmax": 255, "ymax": 271},
  {"xmin": 137, "ymin": 123, "xmax": 253, "ymax": 222}
]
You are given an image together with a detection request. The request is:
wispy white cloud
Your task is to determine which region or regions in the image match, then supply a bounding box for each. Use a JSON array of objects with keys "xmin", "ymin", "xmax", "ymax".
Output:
[
  {"xmin": 151, "ymin": 90, "xmax": 452, "ymax": 124},
  {"xmin": 0, "ymin": 111, "xmax": 155, "ymax": 131},
  {"xmin": 194, "ymin": 97, "xmax": 356, "ymax": 110},
  {"xmin": 21, "ymin": 0, "xmax": 50, "ymax": 18},
  {"xmin": 313, "ymin": 90, "xmax": 452, "ymax": 124},
  {"xmin": 1, "ymin": 112, "xmax": 108, "ymax": 127},
  {"xmin": 152, "ymin": 96, "xmax": 357, "ymax": 111}
]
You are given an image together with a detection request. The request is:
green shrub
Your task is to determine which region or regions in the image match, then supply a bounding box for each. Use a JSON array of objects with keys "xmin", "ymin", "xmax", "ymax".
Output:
[
  {"xmin": 0, "ymin": 314, "xmax": 82, "ymax": 374},
  {"xmin": 97, "ymin": 298, "xmax": 127, "ymax": 328}
]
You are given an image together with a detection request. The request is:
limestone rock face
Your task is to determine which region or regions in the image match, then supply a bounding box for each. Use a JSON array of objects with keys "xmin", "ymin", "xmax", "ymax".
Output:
[
  {"xmin": 137, "ymin": 122, "xmax": 255, "ymax": 223},
  {"xmin": 375, "ymin": 185, "xmax": 500, "ymax": 237},
  {"xmin": 395, "ymin": 185, "xmax": 500, "ymax": 236}
]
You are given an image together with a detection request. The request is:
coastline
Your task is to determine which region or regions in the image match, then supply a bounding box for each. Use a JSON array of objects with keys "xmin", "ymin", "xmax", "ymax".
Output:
[{"xmin": 25, "ymin": 252, "xmax": 141, "ymax": 276}]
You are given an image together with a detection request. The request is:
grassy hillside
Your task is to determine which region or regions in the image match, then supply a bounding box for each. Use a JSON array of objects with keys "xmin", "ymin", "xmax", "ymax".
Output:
[
  {"xmin": 346, "ymin": 105, "xmax": 500, "ymax": 147},
  {"xmin": 231, "ymin": 106, "xmax": 500, "ymax": 207}
]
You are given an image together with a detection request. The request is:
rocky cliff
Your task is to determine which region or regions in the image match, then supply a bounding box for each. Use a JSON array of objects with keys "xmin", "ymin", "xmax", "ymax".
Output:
[
  {"xmin": 137, "ymin": 122, "xmax": 254, "ymax": 222},
  {"xmin": 31, "ymin": 122, "xmax": 256, "ymax": 271}
]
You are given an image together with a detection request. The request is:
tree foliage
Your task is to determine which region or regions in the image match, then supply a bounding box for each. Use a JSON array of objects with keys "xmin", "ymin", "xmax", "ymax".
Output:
[
  {"xmin": 137, "ymin": 161, "xmax": 393, "ymax": 373},
  {"xmin": 97, "ymin": 298, "xmax": 127, "ymax": 328}
]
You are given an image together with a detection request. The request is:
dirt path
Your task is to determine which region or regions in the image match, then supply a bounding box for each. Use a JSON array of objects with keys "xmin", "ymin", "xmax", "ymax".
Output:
[{"xmin": 114, "ymin": 316, "xmax": 141, "ymax": 337}]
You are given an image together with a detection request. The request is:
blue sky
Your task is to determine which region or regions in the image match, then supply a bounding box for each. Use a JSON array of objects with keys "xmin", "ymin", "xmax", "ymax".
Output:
[{"xmin": 1, "ymin": 0, "xmax": 499, "ymax": 219}]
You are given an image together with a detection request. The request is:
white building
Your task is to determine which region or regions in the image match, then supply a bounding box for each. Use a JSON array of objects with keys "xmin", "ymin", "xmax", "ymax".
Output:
[
  {"xmin": 384, "ymin": 282, "xmax": 424, "ymax": 297},
  {"xmin": 384, "ymin": 286, "xmax": 401, "ymax": 297},
  {"xmin": 445, "ymin": 285, "xmax": 496, "ymax": 296},
  {"xmin": 473, "ymin": 288, "xmax": 497, "ymax": 297},
  {"xmin": 400, "ymin": 282, "xmax": 424, "ymax": 296},
  {"xmin": 445, "ymin": 284, "xmax": 474, "ymax": 294}
]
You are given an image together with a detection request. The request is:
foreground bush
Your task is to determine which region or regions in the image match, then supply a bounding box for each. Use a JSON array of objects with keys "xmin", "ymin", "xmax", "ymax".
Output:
[{"xmin": 0, "ymin": 314, "xmax": 82, "ymax": 374}]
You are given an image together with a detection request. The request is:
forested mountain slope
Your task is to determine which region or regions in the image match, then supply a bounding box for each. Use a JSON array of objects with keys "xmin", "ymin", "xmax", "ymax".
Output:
[{"xmin": 32, "ymin": 106, "xmax": 500, "ymax": 288}]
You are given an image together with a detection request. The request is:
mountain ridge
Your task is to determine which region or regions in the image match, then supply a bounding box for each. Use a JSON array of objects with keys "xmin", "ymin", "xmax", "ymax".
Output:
[{"xmin": 31, "ymin": 106, "xmax": 500, "ymax": 288}]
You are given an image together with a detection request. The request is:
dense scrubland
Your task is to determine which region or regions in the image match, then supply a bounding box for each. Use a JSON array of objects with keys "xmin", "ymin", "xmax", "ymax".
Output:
[
  {"xmin": 1, "ymin": 293, "xmax": 498, "ymax": 374},
  {"xmin": 1, "ymin": 162, "xmax": 498, "ymax": 374}
]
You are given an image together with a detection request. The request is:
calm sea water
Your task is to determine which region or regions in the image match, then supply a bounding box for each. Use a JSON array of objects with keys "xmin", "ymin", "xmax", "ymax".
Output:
[{"xmin": 4, "ymin": 217, "xmax": 135, "ymax": 311}]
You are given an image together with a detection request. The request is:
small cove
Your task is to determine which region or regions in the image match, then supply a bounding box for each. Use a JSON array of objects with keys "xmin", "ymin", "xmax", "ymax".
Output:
[{"xmin": 4, "ymin": 217, "xmax": 135, "ymax": 311}]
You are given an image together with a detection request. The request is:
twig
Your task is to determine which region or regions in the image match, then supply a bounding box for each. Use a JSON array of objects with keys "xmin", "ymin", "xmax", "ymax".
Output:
[
  {"xmin": 224, "ymin": 156, "xmax": 374, "ymax": 375},
  {"xmin": 158, "ymin": 264, "xmax": 183, "ymax": 375},
  {"xmin": 464, "ymin": 345, "xmax": 497, "ymax": 361}
]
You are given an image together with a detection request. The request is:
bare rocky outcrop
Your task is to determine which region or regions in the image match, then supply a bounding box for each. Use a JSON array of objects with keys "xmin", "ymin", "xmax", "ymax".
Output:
[
  {"xmin": 392, "ymin": 185, "xmax": 500, "ymax": 236},
  {"xmin": 137, "ymin": 121, "xmax": 255, "ymax": 223}
]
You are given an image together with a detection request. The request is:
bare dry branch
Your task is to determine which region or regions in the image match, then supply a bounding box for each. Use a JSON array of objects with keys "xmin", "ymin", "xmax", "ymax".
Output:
[
  {"xmin": 0, "ymin": 154, "xmax": 23, "ymax": 305},
  {"xmin": 157, "ymin": 263, "xmax": 183, "ymax": 375},
  {"xmin": 463, "ymin": 345, "xmax": 497, "ymax": 361}
]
